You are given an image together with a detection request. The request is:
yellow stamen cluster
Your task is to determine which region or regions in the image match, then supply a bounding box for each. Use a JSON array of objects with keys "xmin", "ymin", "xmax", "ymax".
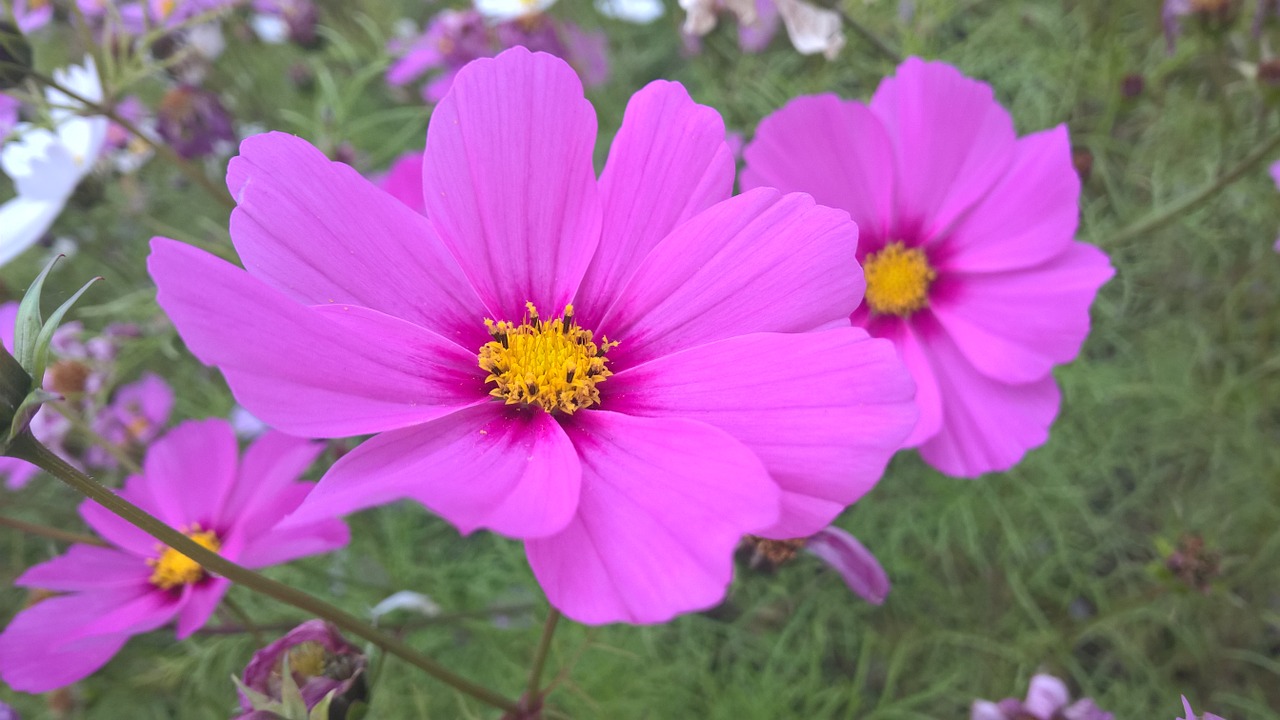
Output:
[
  {"xmin": 863, "ymin": 242, "xmax": 937, "ymax": 317},
  {"xmin": 289, "ymin": 642, "xmax": 329, "ymax": 678},
  {"xmin": 479, "ymin": 302, "xmax": 617, "ymax": 414},
  {"xmin": 148, "ymin": 528, "xmax": 221, "ymax": 590}
]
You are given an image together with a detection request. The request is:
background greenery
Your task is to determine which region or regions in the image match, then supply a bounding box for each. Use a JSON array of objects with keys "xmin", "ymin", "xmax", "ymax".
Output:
[{"xmin": 2, "ymin": 0, "xmax": 1279, "ymax": 717}]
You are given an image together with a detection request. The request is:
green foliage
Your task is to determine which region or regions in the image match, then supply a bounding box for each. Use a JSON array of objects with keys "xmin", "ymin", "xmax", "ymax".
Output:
[{"xmin": 2, "ymin": 0, "xmax": 1280, "ymax": 718}]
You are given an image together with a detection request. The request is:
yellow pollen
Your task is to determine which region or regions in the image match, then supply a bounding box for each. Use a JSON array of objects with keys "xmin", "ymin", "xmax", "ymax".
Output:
[
  {"xmin": 288, "ymin": 642, "xmax": 328, "ymax": 678},
  {"xmin": 147, "ymin": 528, "xmax": 220, "ymax": 590},
  {"xmin": 158, "ymin": 0, "xmax": 177, "ymax": 18},
  {"xmin": 862, "ymin": 242, "xmax": 937, "ymax": 317},
  {"xmin": 478, "ymin": 302, "xmax": 617, "ymax": 414}
]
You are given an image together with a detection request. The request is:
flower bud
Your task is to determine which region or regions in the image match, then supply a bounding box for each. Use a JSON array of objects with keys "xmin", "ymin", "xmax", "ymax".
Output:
[
  {"xmin": 235, "ymin": 620, "xmax": 368, "ymax": 720},
  {"xmin": 0, "ymin": 20, "xmax": 34, "ymax": 90}
]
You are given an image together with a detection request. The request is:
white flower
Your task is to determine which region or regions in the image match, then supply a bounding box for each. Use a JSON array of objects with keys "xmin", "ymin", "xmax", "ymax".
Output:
[
  {"xmin": 596, "ymin": 0, "xmax": 665, "ymax": 23},
  {"xmin": 774, "ymin": 0, "xmax": 844, "ymax": 59},
  {"xmin": 0, "ymin": 56, "xmax": 108, "ymax": 267},
  {"xmin": 474, "ymin": 0, "xmax": 558, "ymax": 21}
]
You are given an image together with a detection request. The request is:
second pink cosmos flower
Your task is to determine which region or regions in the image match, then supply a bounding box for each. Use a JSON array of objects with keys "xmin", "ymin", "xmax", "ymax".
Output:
[{"xmin": 148, "ymin": 48, "xmax": 918, "ymax": 625}]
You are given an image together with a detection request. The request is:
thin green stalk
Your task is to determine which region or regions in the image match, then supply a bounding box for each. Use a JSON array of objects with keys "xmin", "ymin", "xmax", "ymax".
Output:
[
  {"xmin": 0, "ymin": 513, "xmax": 108, "ymax": 546},
  {"xmin": 838, "ymin": 9, "xmax": 902, "ymax": 63},
  {"xmin": 7, "ymin": 431, "xmax": 520, "ymax": 715},
  {"xmin": 31, "ymin": 72, "xmax": 237, "ymax": 213},
  {"xmin": 524, "ymin": 608, "xmax": 562, "ymax": 708},
  {"xmin": 1103, "ymin": 126, "xmax": 1280, "ymax": 247}
]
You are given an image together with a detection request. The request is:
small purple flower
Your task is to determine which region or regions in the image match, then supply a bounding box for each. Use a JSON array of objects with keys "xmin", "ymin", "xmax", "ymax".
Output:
[
  {"xmin": 386, "ymin": 10, "xmax": 609, "ymax": 104},
  {"xmin": 971, "ymin": 674, "xmax": 1113, "ymax": 720},
  {"xmin": 156, "ymin": 84, "xmax": 235, "ymax": 159},
  {"xmin": 13, "ymin": 0, "xmax": 54, "ymax": 34},
  {"xmin": 86, "ymin": 372, "xmax": 174, "ymax": 469},
  {"xmin": 1179, "ymin": 696, "xmax": 1228, "ymax": 720},
  {"xmin": 0, "ymin": 93, "xmax": 17, "ymax": 138},
  {"xmin": 79, "ymin": 0, "xmax": 238, "ymax": 33},
  {"xmin": 804, "ymin": 526, "xmax": 890, "ymax": 605},
  {"xmin": 1271, "ymin": 159, "xmax": 1280, "ymax": 252},
  {"xmin": 238, "ymin": 620, "xmax": 367, "ymax": 717},
  {"xmin": 0, "ymin": 700, "xmax": 19, "ymax": 720}
]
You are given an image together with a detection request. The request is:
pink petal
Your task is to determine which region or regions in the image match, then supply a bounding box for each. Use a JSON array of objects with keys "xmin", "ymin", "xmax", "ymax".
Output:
[
  {"xmin": 970, "ymin": 700, "xmax": 1006, "ymax": 720},
  {"xmin": 869, "ymin": 57, "xmax": 1016, "ymax": 243},
  {"xmin": 599, "ymin": 189, "xmax": 862, "ymax": 367},
  {"xmin": 226, "ymin": 132, "xmax": 488, "ymax": 344},
  {"xmin": 914, "ymin": 318, "xmax": 1062, "ymax": 477},
  {"xmin": 525, "ymin": 411, "xmax": 779, "ymax": 625},
  {"xmin": 0, "ymin": 457, "xmax": 39, "ymax": 490},
  {"xmin": 1025, "ymin": 674, "xmax": 1071, "ymax": 718},
  {"xmin": 175, "ymin": 578, "xmax": 230, "ymax": 639},
  {"xmin": 378, "ymin": 149, "xmax": 427, "ymax": 215},
  {"xmin": 931, "ymin": 242, "xmax": 1113, "ymax": 383},
  {"xmin": 286, "ymin": 403, "xmax": 581, "ymax": 540},
  {"xmin": 237, "ymin": 498, "xmax": 350, "ymax": 568},
  {"xmin": 16, "ymin": 545, "xmax": 151, "ymax": 591},
  {"xmin": 149, "ymin": 239, "xmax": 486, "ymax": 437},
  {"xmin": 221, "ymin": 431, "xmax": 325, "ymax": 538},
  {"xmin": 605, "ymin": 328, "xmax": 916, "ymax": 537},
  {"xmin": 741, "ymin": 93, "xmax": 896, "ymax": 243},
  {"xmin": 576, "ymin": 80, "xmax": 735, "ymax": 324},
  {"xmin": 0, "ymin": 588, "xmax": 176, "ymax": 692},
  {"xmin": 79, "ymin": 491, "xmax": 164, "ymax": 557},
  {"xmin": 423, "ymin": 48, "xmax": 601, "ymax": 321},
  {"xmin": 1270, "ymin": 160, "xmax": 1280, "ymax": 190},
  {"xmin": 935, "ymin": 126, "xmax": 1081, "ymax": 273},
  {"xmin": 804, "ymin": 526, "xmax": 890, "ymax": 604},
  {"xmin": 870, "ymin": 316, "xmax": 943, "ymax": 447},
  {"xmin": 141, "ymin": 418, "xmax": 239, "ymax": 530}
]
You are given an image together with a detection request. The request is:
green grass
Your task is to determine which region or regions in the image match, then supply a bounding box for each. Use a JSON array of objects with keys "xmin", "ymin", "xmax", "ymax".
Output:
[{"xmin": 3, "ymin": 0, "xmax": 1280, "ymax": 717}]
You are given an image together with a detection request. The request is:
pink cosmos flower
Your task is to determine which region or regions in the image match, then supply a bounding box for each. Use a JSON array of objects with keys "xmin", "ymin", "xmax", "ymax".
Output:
[
  {"xmin": 0, "ymin": 419, "xmax": 349, "ymax": 691},
  {"xmin": 742, "ymin": 57, "xmax": 1114, "ymax": 478},
  {"xmin": 78, "ymin": 0, "xmax": 238, "ymax": 33},
  {"xmin": 85, "ymin": 372, "xmax": 174, "ymax": 469},
  {"xmin": 236, "ymin": 620, "xmax": 367, "ymax": 716},
  {"xmin": 971, "ymin": 674, "xmax": 1112, "ymax": 720},
  {"xmin": 805, "ymin": 526, "xmax": 890, "ymax": 605},
  {"xmin": 148, "ymin": 48, "xmax": 918, "ymax": 624},
  {"xmin": 0, "ymin": 302, "xmax": 73, "ymax": 491},
  {"xmin": 1179, "ymin": 696, "xmax": 1227, "ymax": 720}
]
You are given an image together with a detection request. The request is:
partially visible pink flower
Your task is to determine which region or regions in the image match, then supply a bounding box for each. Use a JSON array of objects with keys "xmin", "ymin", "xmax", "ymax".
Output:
[
  {"xmin": 971, "ymin": 674, "xmax": 1113, "ymax": 720},
  {"xmin": 1179, "ymin": 696, "xmax": 1227, "ymax": 720},
  {"xmin": 1270, "ymin": 159, "xmax": 1280, "ymax": 252},
  {"xmin": 86, "ymin": 372, "xmax": 174, "ymax": 469},
  {"xmin": 742, "ymin": 58, "xmax": 1114, "ymax": 478},
  {"xmin": 237, "ymin": 620, "xmax": 367, "ymax": 716},
  {"xmin": 375, "ymin": 149, "xmax": 426, "ymax": 215},
  {"xmin": 149, "ymin": 49, "xmax": 918, "ymax": 624},
  {"xmin": 386, "ymin": 10, "xmax": 609, "ymax": 104},
  {"xmin": 156, "ymin": 84, "xmax": 235, "ymax": 159},
  {"xmin": 79, "ymin": 0, "xmax": 238, "ymax": 33},
  {"xmin": 1164, "ymin": 0, "xmax": 1237, "ymax": 53},
  {"xmin": 0, "ymin": 420, "xmax": 349, "ymax": 691},
  {"xmin": 106, "ymin": 96, "xmax": 148, "ymax": 150},
  {"xmin": 250, "ymin": 0, "xmax": 319, "ymax": 46},
  {"xmin": 0, "ymin": 701, "xmax": 18, "ymax": 720},
  {"xmin": 804, "ymin": 526, "xmax": 889, "ymax": 604}
]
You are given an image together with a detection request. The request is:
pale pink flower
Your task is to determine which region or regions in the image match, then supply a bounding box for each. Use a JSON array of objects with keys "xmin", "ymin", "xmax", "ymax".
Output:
[
  {"xmin": 12, "ymin": 0, "xmax": 54, "ymax": 33},
  {"xmin": 85, "ymin": 372, "xmax": 174, "ymax": 469},
  {"xmin": 742, "ymin": 58, "xmax": 1114, "ymax": 478},
  {"xmin": 805, "ymin": 526, "xmax": 889, "ymax": 604},
  {"xmin": 149, "ymin": 48, "xmax": 917, "ymax": 624},
  {"xmin": 0, "ymin": 420, "xmax": 349, "ymax": 692},
  {"xmin": 972, "ymin": 674, "xmax": 1112, "ymax": 720}
]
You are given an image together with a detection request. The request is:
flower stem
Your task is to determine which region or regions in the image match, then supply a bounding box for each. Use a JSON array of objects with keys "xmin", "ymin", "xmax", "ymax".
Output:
[
  {"xmin": 524, "ymin": 607, "xmax": 562, "ymax": 708},
  {"xmin": 1103, "ymin": 126, "xmax": 1280, "ymax": 247},
  {"xmin": 6, "ymin": 431, "xmax": 520, "ymax": 715},
  {"xmin": 837, "ymin": 10, "xmax": 902, "ymax": 63},
  {"xmin": 50, "ymin": 400, "xmax": 143, "ymax": 475},
  {"xmin": 0, "ymin": 513, "xmax": 108, "ymax": 547},
  {"xmin": 31, "ymin": 72, "xmax": 237, "ymax": 214}
]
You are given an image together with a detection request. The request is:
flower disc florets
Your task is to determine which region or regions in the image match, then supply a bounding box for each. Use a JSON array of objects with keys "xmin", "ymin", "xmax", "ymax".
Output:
[
  {"xmin": 862, "ymin": 241, "xmax": 936, "ymax": 317},
  {"xmin": 478, "ymin": 302, "xmax": 617, "ymax": 414},
  {"xmin": 148, "ymin": 527, "xmax": 221, "ymax": 590}
]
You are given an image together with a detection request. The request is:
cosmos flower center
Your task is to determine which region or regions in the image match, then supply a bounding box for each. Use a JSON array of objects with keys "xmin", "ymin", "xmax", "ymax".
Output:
[
  {"xmin": 288, "ymin": 642, "xmax": 329, "ymax": 678},
  {"xmin": 478, "ymin": 302, "xmax": 618, "ymax": 414},
  {"xmin": 148, "ymin": 528, "xmax": 221, "ymax": 590},
  {"xmin": 863, "ymin": 242, "xmax": 937, "ymax": 317}
]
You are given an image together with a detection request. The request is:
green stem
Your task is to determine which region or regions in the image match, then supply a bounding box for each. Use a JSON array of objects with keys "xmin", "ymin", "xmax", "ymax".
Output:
[
  {"xmin": 7, "ymin": 432, "xmax": 520, "ymax": 715},
  {"xmin": 31, "ymin": 72, "xmax": 237, "ymax": 213},
  {"xmin": 51, "ymin": 400, "xmax": 142, "ymax": 476},
  {"xmin": 0, "ymin": 513, "xmax": 108, "ymax": 546},
  {"xmin": 1103, "ymin": 126, "xmax": 1280, "ymax": 247},
  {"xmin": 524, "ymin": 608, "xmax": 562, "ymax": 708}
]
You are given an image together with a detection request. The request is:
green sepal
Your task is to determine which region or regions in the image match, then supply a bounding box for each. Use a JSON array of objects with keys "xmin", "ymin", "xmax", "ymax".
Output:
[
  {"xmin": 14, "ymin": 255, "xmax": 60, "ymax": 376},
  {"xmin": 30, "ymin": 276, "xmax": 101, "ymax": 382}
]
